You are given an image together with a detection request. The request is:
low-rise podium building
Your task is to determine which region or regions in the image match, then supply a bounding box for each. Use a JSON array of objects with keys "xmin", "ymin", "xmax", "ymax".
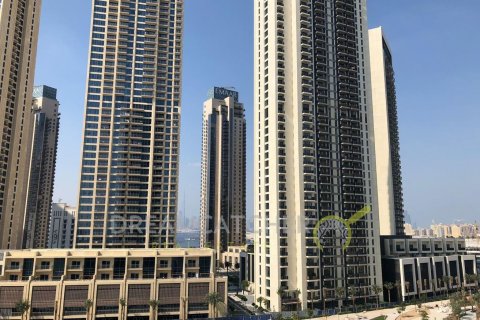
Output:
[
  {"xmin": 381, "ymin": 237, "xmax": 476, "ymax": 302},
  {"xmin": 0, "ymin": 248, "xmax": 227, "ymax": 319}
]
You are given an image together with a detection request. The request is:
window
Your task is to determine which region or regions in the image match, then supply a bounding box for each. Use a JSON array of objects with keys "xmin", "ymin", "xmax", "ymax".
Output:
[
  {"xmin": 39, "ymin": 275, "xmax": 49, "ymax": 281},
  {"xmin": 100, "ymin": 274, "xmax": 110, "ymax": 280},
  {"xmin": 101, "ymin": 261, "xmax": 111, "ymax": 269},
  {"xmin": 71, "ymin": 261, "xmax": 81, "ymax": 269},
  {"xmin": 158, "ymin": 272, "xmax": 168, "ymax": 279},
  {"xmin": 130, "ymin": 273, "xmax": 139, "ymax": 279},
  {"xmin": 9, "ymin": 261, "xmax": 20, "ymax": 270},
  {"xmin": 187, "ymin": 260, "xmax": 196, "ymax": 268},
  {"xmin": 131, "ymin": 260, "xmax": 140, "ymax": 268},
  {"xmin": 9, "ymin": 275, "xmax": 18, "ymax": 281},
  {"xmin": 159, "ymin": 260, "xmax": 168, "ymax": 268},
  {"xmin": 40, "ymin": 261, "xmax": 50, "ymax": 270},
  {"xmin": 70, "ymin": 274, "xmax": 80, "ymax": 280}
]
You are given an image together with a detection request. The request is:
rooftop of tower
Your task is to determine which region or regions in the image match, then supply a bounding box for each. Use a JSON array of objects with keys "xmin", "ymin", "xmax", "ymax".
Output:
[
  {"xmin": 33, "ymin": 85, "xmax": 57, "ymax": 100},
  {"xmin": 207, "ymin": 86, "xmax": 239, "ymax": 102}
]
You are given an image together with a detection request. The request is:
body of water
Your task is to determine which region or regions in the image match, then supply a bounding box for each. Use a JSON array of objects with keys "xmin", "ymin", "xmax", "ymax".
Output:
[{"xmin": 176, "ymin": 230, "xmax": 200, "ymax": 248}]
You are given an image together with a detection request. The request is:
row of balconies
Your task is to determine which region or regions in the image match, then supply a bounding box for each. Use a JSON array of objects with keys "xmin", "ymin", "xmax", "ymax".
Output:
[{"xmin": 384, "ymin": 238, "xmax": 467, "ymax": 257}]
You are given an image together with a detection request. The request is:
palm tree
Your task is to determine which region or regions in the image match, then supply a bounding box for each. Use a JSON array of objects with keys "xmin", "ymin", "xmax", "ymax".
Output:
[
  {"xmin": 119, "ymin": 298, "xmax": 126, "ymax": 320},
  {"xmin": 335, "ymin": 287, "xmax": 345, "ymax": 313},
  {"xmin": 465, "ymin": 274, "xmax": 475, "ymax": 297},
  {"xmin": 241, "ymin": 280, "xmax": 250, "ymax": 294},
  {"xmin": 294, "ymin": 288, "xmax": 301, "ymax": 312},
  {"xmin": 404, "ymin": 282, "xmax": 410, "ymax": 301},
  {"xmin": 416, "ymin": 279, "xmax": 422, "ymax": 301},
  {"xmin": 276, "ymin": 287, "xmax": 285, "ymax": 311},
  {"xmin": 348, "ymin": 287, "xmax": 357, "ymax": 311},
  {"xmin": 84, "ymin": 299, "xmax": 93, "ymax": 320},
  {"xmin": 395, "ymin": 281, "xmax": 402, "ymax": 302},
  {"xmin": 224, "ymin": 261, "xmax": 232, "ymax": 279},
  {"xmin": 148, "ymin": 299, "xmax": 159, "ymax": 320},
  {"xmin": 256, "ymin": 296, "xmax": 264, "ymax": 309},
  {"xmin": 371, "ymin": 284, "xmax": 382, "ymax": 309},
  {"xmin": 442, "ymin": 275, "xmax": 451, "ymax": 297},
  {"xmin": 383, "ymin": 282, "xmax": 394, "ymax": 303},
  {"xmin": 206, "ymin": 292, "xmax": 222, "ymax": 319},
  {"xmin": 429, "ymin": 278, "xmax": 436, "ymax": 298},
  {"xmin": 16, "ymin": 300, "xmax": 30, "ymax": 320}
]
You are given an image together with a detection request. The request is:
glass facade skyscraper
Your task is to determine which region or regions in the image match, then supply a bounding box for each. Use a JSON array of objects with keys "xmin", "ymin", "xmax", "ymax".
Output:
[
  {"xmin": 23, "ymin": 86, "xmax": 60, "ymax": 249},
  {"xmin": 75, "ymin": 0, "xmax": 183, "ymax": 249}
]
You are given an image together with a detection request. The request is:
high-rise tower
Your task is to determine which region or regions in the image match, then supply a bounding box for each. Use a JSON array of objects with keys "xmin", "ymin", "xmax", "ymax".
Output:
[
  {"xmin": 0, "ymin": 0, "xmax": 42, "ymax": 249},
  {"xmin": 23, "ymin": 85, "xmax": 60, "ymax": 249},
  {"xmin": 200, "ymin": 87, "xmax": 246, "ymax": 262},
  {"xmin": 369, "ymin": 27, "xmax": 405, "ymax": 236},
  {"xmin": 254, "ymin": 0, "xmax": 382, "ymax": 311},
  {"xmin": 48, "ymin": 202, "xmax": 76, "ymax": 249},
  {"xmin": 75, "ymin": 0, "xmax": 184, "ymax": 249}
]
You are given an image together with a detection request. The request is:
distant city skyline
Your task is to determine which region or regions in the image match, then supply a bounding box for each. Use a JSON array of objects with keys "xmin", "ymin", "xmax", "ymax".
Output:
[{"xmin": 33, "ymin": 0, "xmax": 480, "ymax": 228}]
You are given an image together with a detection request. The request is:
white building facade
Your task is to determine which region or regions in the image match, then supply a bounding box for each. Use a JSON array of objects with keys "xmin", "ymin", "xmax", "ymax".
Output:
[
  {"xmin": 369, "ymin": 27, "xmax": 405, "ymax": 236},
  {"xmin": 48, "ymin": 203, "xmax": 76, "ymax": 249},
  {"xmin": 254, "ymin": 0, "xmax": 382, "ymax": 311}
]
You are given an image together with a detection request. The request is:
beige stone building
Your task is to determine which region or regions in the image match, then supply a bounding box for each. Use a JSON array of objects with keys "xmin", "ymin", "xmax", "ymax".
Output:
[
  {"xmin": 0, "ymin": 0, "xmax": 42, "ymax": 249},
  {"xmin": 254, "ymin": 0, "xmax": 382, "ymax": 311},
  {"xmin": 0, "ymin": 248, "xmax": 227, "ymax": 319},
  {"xmin": 23, "ymin": 86, "xmax": 60, "ymax": 249},
  {"xmin": 200, "ymin": 87, "xmax": 246, "ymax": 262},
  {"xmin": 369, "ymin": 27, "xmax": 405, "ymax": 236}
]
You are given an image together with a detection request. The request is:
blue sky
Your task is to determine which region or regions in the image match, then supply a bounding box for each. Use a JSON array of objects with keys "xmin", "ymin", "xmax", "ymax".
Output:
[{"xmin": 34, "ymin": 0, "xmax": 480, "ymax": 228}]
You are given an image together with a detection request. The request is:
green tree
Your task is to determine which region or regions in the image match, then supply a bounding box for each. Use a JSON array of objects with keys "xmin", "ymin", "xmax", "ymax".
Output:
[
  {"xmin": 119, "ymin": 298, "xmax": 126, "ymax": 320},
  {"xmin": 84, "ymin": 299, "xmax": 93, "ymax": 320},
  {"xmin": 465, "ymin": 274, "xmax": 477, "ymax": 297},
  {"xmin": 442, "ymin": 275, "xmax": 451, "ymax": 297},
  {"xmin": 449, "ymin": 292, "xmax": 466, "ymax": 320},
  {"xmin": 241, "ymin": 280, "xmax": 250, "ymax": 294},
  {"xmin": 371, "ymin": 284, "xmax": 383, "ymax": 309},
  {"xmin": 404, "ymin": 281, "xmax": 411, "ymax": 301},
  {"xmin": 16, "ymin": 300, "xmax": 30, "ymax": 320},
  {"xmin": 148, "ymin": 300, "xmax": 159, "ymax": 320},
  {"xmin": 348, "ymin": 287, "xmax": 357, "ymax": 311},
  {"xmin": 335, "ymin": 287, "xmax": 345, "ymax": 313},
  {"xmin": 416, "ymin": 279, "xmax": 422, "ymax": 301},
  {"xmin": 256, "ymin": 296, "xmax": 264, "ymax": 309},
  {"xmin": 294, "ymin": 288, "xmax": 301, "ymax": 312},
  {"xmin": 473, "ymin": 292, "xmax": 480, "ymax": 318},
  {"xmin": 383, "ymin": 282, "xmax": 394, "ymax": 303},
  {"xmin": 276, "ymin": 288, "xmax": 285, "ymax": 311},
  {"xmin": 224, "ymin": 261, "xmax": 232, "ymax": 279},
  {"xmin": 395, "ymin": 281, "xmax": 402, "ymax": 302},
  {"xmin": 206, "ymin": 292, "xmax": 222, "ymax": 319},
  {"xmin": 307, "ymin": 308, "xmax": 314, "ymax": 318}
]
